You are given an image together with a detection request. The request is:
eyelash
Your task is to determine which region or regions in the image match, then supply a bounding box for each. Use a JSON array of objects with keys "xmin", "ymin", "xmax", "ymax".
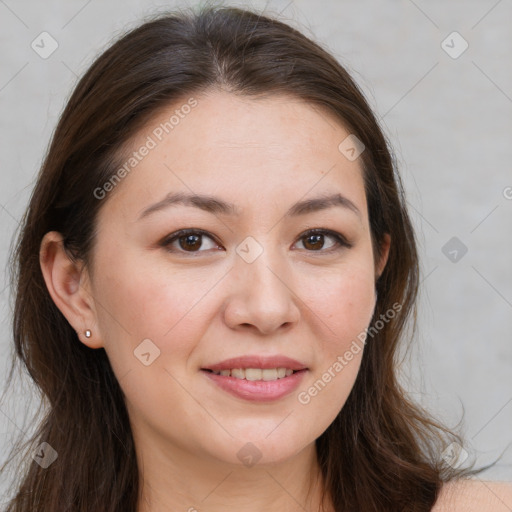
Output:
[{"xmin": 160, "ymin": 228, "xmax": 352, "ymax": 256}]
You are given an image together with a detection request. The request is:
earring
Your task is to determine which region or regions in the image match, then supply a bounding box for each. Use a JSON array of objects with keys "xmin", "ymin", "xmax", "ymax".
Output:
[{"xmin": 85, "ymin": 330, "xmax": 91, "ymax": 338}]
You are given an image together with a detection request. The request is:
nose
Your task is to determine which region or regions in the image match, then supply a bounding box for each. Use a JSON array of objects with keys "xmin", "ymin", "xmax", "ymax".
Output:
[{"xmin": 223, "ymin": 247, "xmax": 301, "ymax": 336}]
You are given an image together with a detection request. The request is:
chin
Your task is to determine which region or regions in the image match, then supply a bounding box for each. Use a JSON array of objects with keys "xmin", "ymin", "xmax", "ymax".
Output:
[{"xmin": 211, "ymin": 430, "xmax": 312, "ymax": 468}]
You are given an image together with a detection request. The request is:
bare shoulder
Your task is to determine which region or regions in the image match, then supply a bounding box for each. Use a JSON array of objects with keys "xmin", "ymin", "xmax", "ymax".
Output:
[{"xmin": 432, "ymin": 479, "xmax": 512, "ymax": 512}]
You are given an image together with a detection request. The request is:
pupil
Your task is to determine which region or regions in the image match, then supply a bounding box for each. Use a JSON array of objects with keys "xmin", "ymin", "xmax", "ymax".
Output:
[
  {"xmin": 177, "ymin": 233, "xmax": 325, "ymax": 252},
  {"xmin": 181, "ymin": 234, "xmax": 201, "ymax": 251},
  {"xmin": 305, "ymin": 234, "xmax": 323, "ymax": 250}
]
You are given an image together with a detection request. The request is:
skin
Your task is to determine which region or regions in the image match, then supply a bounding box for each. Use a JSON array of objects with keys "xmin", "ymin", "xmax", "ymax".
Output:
[
  {"xmin": 40, "ymin": 89, "xmax": 391, "ymax": 512},
  {"xmin": 433, "ymin": 480, "xmax": 512, "ymax": 512}
]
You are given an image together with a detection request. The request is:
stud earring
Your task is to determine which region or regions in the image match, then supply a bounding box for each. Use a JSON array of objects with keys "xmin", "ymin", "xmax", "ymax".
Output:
[{"xmin": 85, "ymin": 330, "xmax": 92, "ymax": 338}]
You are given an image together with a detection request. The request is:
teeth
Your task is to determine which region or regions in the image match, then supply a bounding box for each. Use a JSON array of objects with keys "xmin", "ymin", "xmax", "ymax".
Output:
[
  {"xmin": 245, "ymin": 368, "xmax": 262, "ymax": 381},
  {"xmin": 262, "ymin": 368, "xmax": 277, "ymax": 381},
  {"xmin": 210, "ymin": 367, "xmax": 297, "ymax": 381},
  {"xmin": 231, "ymin": 368, "xmax": 245, "ymax": 379}
]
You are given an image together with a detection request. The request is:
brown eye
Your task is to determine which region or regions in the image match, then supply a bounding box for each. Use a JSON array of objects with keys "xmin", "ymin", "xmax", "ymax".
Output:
[
  {"xmin": 302, "ymin": 233, "xmax": 327, "ymax": 250},
  {"xmin": 162, "ymin": 229, "xmax": 220, "ymax": 254},
  {"xmin": 295, "ymin": 229, "xmax": 351, "ymax": 252},
  {"xmin": 178, "ymin": 233, "xmax": 202, "ymax": 251},
  {"xmin": 161, "ymin": 228, "xmax": 351, "ymax": 256}
]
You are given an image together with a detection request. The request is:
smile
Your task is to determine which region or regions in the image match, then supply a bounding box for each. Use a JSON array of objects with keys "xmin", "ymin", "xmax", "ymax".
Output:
[
  {"xmin": 201, "ymin": 368, "xmax": 307, "ymax": 402},
  {"xmin": 205, "ymin": 367, "xmax": 296, "ymax": 380}
]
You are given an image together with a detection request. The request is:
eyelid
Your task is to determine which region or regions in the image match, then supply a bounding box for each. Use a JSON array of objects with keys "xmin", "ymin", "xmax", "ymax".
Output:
[
  {"xmin": 160, "ymin": 227, "xmax": 352, "ymax": 254},
  {"xmin": 160, "ymin": 228, "xmax": 220, "ymax": 254},
  {"xmin": 296, "ymin": 228, "xmax": 353, "ymax": 251}
]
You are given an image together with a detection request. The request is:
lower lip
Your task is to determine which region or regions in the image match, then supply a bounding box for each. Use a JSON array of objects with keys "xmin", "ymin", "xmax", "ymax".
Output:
[{"xmin": 201, "ymin": 369, "xmax": 307, "ymax": 402}]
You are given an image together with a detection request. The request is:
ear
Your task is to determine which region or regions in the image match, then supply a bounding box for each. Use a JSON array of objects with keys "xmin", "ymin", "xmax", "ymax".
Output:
[
  {"xmin": 375, "ymin": 233, "xmax": 391, "ymax": 280},
  {"xmin": 39, "ymin": 231, "xmax": 103, "ymax": 349}
]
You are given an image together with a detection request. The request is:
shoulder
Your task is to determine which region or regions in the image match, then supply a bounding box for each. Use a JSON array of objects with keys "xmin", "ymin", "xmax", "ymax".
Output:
[{"xmin": 432, "ymin": 479, "xmax": 512, "ymax": 512}]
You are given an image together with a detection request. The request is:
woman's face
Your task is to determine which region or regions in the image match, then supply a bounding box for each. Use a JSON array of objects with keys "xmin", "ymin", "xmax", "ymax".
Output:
[{"xmin": 81, "ymin": 90, "xmax": 388, "ymax": 467}]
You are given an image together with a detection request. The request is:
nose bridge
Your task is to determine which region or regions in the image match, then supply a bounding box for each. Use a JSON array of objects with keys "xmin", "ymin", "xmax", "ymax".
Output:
[
  {"xmin": 226, "ymin": 234, "xmax": 299, "ymax": 333},
  {"xmin": 236, "ymin": 235, "xmax": 289, "ymax": 298}
]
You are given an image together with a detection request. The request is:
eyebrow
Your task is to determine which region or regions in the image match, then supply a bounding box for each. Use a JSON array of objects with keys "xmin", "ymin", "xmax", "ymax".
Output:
[{"xmin": 137, "ymin": 191, "xmax": 362, "ymax": 221}]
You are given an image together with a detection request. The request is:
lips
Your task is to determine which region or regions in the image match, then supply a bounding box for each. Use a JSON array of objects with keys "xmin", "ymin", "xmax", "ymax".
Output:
[
  {"xmin": 202, "ymin": 355, "xmax": 308, "ymax": 372},
  {"xmin": 201, "ymin": 355, "xmax": 308, "ymax": 402}
]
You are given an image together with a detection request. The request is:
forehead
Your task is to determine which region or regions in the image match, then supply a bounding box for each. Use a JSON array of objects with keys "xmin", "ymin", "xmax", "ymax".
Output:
[{"xmin": 99, "ymin": 90, "xmax": 368, "ymax": 223}]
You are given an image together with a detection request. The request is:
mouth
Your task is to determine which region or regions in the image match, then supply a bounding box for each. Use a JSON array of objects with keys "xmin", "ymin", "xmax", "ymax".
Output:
[
  {"xmin": 200, "ymin": 355, "xmax": 308, "ymax": 402},
  {"xmin": 202, "ymin": 367, "xmax": 302, "ymax": 381}
]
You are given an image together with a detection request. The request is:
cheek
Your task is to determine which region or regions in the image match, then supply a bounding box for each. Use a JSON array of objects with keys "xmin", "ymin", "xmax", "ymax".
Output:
[
  {"xmin": 92, "ymin": 252, "xmax": 215, "ymax": 375},
  {"xmin": 94, "ymin": 242, "xmax": 377, "ymax": 377},
  {"xmin": 305, "ymin": 260, "xmax": 377, "ymax": 346},
  {"xmin": 323, "ymin": 274, "xmax": 375, "ymax": 321},
  {"xmin": 294, "ymin": 259, "xmax": 376, "ymax": 410}
]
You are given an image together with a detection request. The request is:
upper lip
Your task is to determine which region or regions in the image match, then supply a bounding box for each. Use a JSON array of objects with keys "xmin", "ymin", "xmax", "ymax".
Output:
[{"xmin": 202, "ymin": 355, "xmax": 308, "ymax": 371}]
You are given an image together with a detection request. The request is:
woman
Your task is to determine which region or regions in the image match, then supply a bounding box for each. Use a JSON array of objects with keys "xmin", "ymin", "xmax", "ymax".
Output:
[{"xmin": 1, "ymin": 5, "xmax": 510, "ymax": 511}]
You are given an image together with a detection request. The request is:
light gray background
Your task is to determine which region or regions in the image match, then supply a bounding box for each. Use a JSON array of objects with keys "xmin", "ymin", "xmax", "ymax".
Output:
[{"xmin": 1, "ymin": 0, "xmax": 511, "ymax": 496}]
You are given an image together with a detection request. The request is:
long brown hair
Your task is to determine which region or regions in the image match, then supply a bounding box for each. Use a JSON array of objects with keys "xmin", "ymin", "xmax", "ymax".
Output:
[{"xmin": 1, "ymin": 5, "xmax": 497, "ymax": 511}]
